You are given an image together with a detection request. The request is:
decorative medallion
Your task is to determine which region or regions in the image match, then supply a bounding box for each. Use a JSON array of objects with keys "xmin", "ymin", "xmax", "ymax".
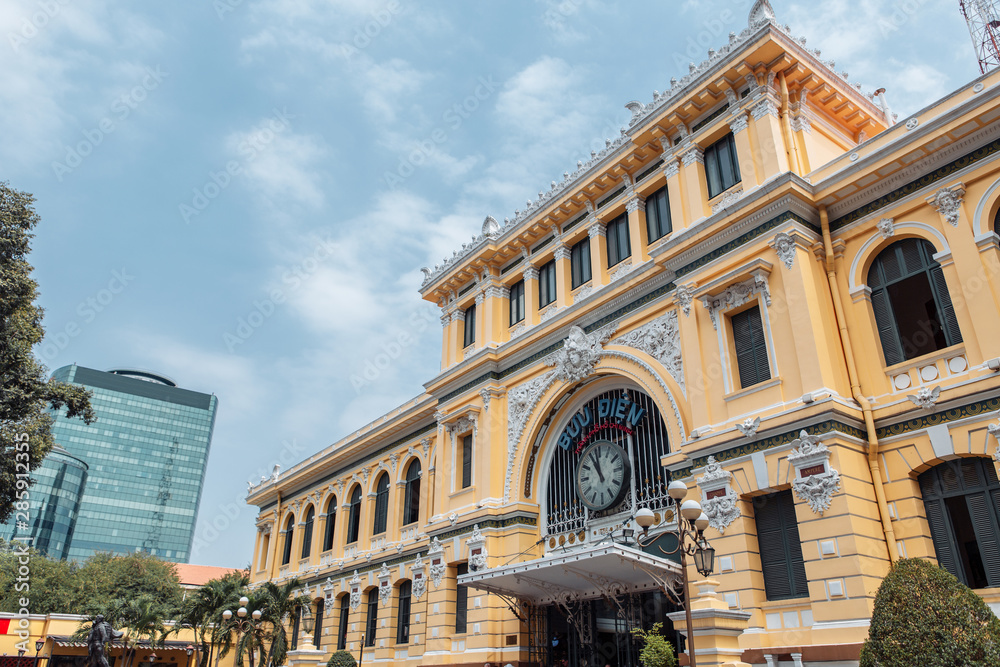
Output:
[
  {"xmin": 548, "ymin": 325, "xmax": 616, "ymax": 384},
  {"xmin": 770, "ymin": 232, "xmax": 797, "ymax": 270},
  {"xmin": 907, "ymin": 386, "xmax": 941, "ymax": 410},
  {"xmin": 378, "ymin": 564, "xmax": 392, "ymax": 607},
  {"xmin": 411, "ymin": 554, "xmax": 427, "ymax": 600},
  {"xmin": 876, "ymin": 217, "xmax": 895, "ymax": 239},
  {"xmin": 613, "ymin": 311, "xmax": 685, "ymax": 393},
  {"xmin": 927, "ymin": 184, "xmax": 965, "ymax": 227},
  {"xmin": 698, "ymin": 456, "xmax": 741, "ymax": 534},
  {"xmin": 675, "ymin": 283, "xmax": 696, "ymax": 316},
  {"xmin": 737, "ymin": 416, "xmax": 761, "ymax": 439}
]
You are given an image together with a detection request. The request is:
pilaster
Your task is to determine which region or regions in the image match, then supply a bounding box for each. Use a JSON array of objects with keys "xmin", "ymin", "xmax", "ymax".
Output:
[
  {"xmin": 588, "ymin": 217, "xmax": 610, "ymax": 288},
  {"xmin": 627, "ymin": 194, "xmax": 649, "ymax": 263},
  {"xmin": 554, "ymin": 243, "xmax": 573, "ymax": 307},
  {"xmin": 729, "ymin": 111, "xmax": 759, "ymax": 188},
  {"xmin": 523, "ymin": 264, "xmax": 540, "ymax": 326},
  {"xmin": 681, "ymin": 144, "xmax": 711, "ymax": 220},
  {"xmin": 748, "ymin": 92, "xmax": 790, "ymax": 181},
  {"xmin": 661, "ymin": 156, "xmax": 685, "ymax": 231}
]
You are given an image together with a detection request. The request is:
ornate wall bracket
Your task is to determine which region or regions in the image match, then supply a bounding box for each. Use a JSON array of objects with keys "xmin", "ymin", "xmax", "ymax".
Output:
[
  {"xmin": 788, "ymin": 431, "xmax": 841, "ymax": 515},
  {"xmin": 428, "ymin": 536, "xmax": 446, "ymax": 588},
  {"xmin": 378, "ymin": 563, "xmax": 392, "ymax": 606},
  {"xmin": 411, "ymin": 553, "xmax": 427, "ymax": 600},
  {"xmin": 349, "ymin": 571, "xmax": 362, "ymax": 610},
  {"xmin": 907, "ymin": 386, "xmax": 941, "ymax": 410},
  {"xmin": 467, "ymin": 524, "xmax": 489, "ymax": 571},
  {"xmin": 927, "ymin": 183, "xmax": 965, "ymax": 227},
  {"xmin": 697, "ymin": 456, "xmax": 741, "ymax": 533}
]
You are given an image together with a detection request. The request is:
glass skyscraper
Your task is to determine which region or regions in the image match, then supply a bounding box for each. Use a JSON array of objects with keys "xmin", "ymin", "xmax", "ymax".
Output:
[{"xmin": 45, "ymin": 365, "xmax": 218, "ymax": 562}]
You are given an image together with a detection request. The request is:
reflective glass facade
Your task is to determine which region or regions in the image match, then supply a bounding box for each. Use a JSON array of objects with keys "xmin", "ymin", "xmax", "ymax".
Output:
[
  {"xmin": 49, "ymin": 365, "xmax": 218, "ymax": 563},
  {"xmin": 0, "ymin": 446, "xmax": 88, "ymax": 560}
]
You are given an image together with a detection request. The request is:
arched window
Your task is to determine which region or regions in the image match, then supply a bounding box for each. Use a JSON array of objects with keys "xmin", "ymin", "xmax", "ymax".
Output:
[
  {"xmin": 364, "ymin": 589, "xmax": 378, "ymax": 646},
  {"xmin": 403, "ymin": 460, "xmax": 421, "ymax": 526},
  {"xmin": 300, "ymin": 507, "xmax": 314, "ymax": 559},
  {"xmin": 346, "ymin": 486, "xmax": 362, "ymax": 544},
  {"xmin": 373, "ymin": 473, "xmax": 390, "ymax": 534},
  {"xmin": 920, "ymin": 457, "xmax": 1000, "ymax": 590},
  {"xmin": 994, "ymin": 207, "xmax": 1000, "ymax": 237},
  {"xmin": 336, "ymin": 594, "xmax": 349, "ymax": 651},
  {"xmin": 396, "ymin": 581, "xmax": 412, "ymax": 644},
  {"xmin": 868, "ymin": 238, "xmax": 962, "ymax": 366},
  {"xmin": 281, "ymin": 515, "xmax": 294, "ymax": 565},
  {"xmin": 322, "ymin": 496, "xmax": 337, "ymax": 552}
]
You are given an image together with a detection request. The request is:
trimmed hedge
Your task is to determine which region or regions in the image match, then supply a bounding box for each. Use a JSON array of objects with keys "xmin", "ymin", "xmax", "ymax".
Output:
[
  {"xmin": 860, "ymin": 558, "xmax": 1000, "ymax": 667},
  {"xmin": 325, "ymin": 651, "xmax": 357, "ymax": 667}
]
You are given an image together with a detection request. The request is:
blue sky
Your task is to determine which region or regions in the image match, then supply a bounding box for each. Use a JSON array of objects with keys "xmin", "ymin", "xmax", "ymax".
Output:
[{"xmin": 3, "ymin": 0, "xmax": 979, "ymax": 566}]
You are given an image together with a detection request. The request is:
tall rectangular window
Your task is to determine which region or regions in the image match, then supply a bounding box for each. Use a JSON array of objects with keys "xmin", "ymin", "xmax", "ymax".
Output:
[
  {"xmin": 461, "ymin": 434, "xmax": 473, "ymax": 489},
  {"xmin": 732, "ymin": 306, "xmax": 771, "ymax": 388},
  {"xmin": 538, "ymin": 261, "xmax": 557, "ymax": 308},
  {"xmin": 337, "ymin": 595, "xmax": 349, "ymax": 651},
  {"xmin": 291, "ymin": 608, "xmax": 300, "ymax": 650},
  {"xmin": 508, "ymin": 280, "xmax": 525, "ymax": 326},
  {"xmin": 571, "ymin": 238, "xmax": 591, "ymax": 289},
  {"xmin": 455, "ymin": 563, "xmax": 469, "ymax": 633},
  {"xmin": 396, "ymin": 581, "xmax": 412, "ymax": 644},
  {"xmin": 645, "ymin": 186, "xmax": 672, "ymax": 242},
  {"xmin": 365, "ymin": 590, "xmax": 378, "ymax": 646},
  {"xmin": 704, "ymin": 133, "xmax": 741, "ymax": 199},
  {"xmin": 753, "ymin": 491, "xmax": 808, "ymax": 600},
  {"xmin": 606, "ymin": 214, "xmax": 632, "ymax": 268},
  {"xmin": 313, "ymin": 600, "xmax": 323, "ymax": 649},
  {"xmin": 463, "ymin": 305, "xmax": 476, "ymax": 348}
]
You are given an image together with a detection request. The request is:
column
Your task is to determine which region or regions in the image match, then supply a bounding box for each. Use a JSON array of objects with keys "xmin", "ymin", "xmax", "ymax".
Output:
[
  {"xmin": 495, "ymin": 285, "xmax": 510, "ymax": 343},
  {"xmin": 588, "ymin": 218, "xmax": 609, "ymax": 288},
  {"xmin": 680, "ymin": 143, "xmax": 711, "ymax": 220},
  {"xmin": 474, "ymin": 291, "xmax": 485, "ymax": 350},
  {"xmin": 627, "ymin": 194, "xmax": 649, "ymax": 263},
  {"xmin": 729, "ymin": 111, "xmax": 759, "ymax": 188},
  {"xmin": 748, "ymin": 93, "xmax": 790, "ymax": 181},
  {"xmin": 665, "ymin": 579, "xmax": 752, "ymax": 667},
  {"xmin": 554, "ymin": 243, "xmax": 573, "ymax": 307},
  {"xmin": 662, "ymin": 157, "xmax": 685, "ymax": 231},
  {"xmin": 523, "ymin": 264, "xmax": 540, "ymax": 326},
  {"xmin": 480, "ymin": 283, "xmax": 504, "ymax": 347},
  {"xmin": 451, "ymin": 309, "xmax": 465, "ymax": 360},
  {"xmin": 440, "ymin": 308, "xmax": 452, "ymax": 369}
]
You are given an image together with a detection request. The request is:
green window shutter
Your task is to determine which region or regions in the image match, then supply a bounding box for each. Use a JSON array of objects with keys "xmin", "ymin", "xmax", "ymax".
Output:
[
  {"xmin": 755, "ymin": 491, "xmax": 808, "ymax": 600},
  {"xmin": 870, "ymin": 288, "xmax": 903, "ymax": 366},
  {"xmin": 455, "ymin": 563, "xmax": 469, "ymax": 633},
  {"xmin": 928, "ymin": 264, "xmax": 963, "ymax": 346},
  {"xmin": 462, "ymin": 434, "xmax": 473, "ymax": 488},
  {"xmin": 338, "ymin": 595, "xmax": 349, "ymax": 650},
  {"xmin": 733, "ymin": 306, "xmax": 770, "ymax": 388},
  {"xmin": 966, "ymin": 491, "xmax": 1000, "ymax": 588}
]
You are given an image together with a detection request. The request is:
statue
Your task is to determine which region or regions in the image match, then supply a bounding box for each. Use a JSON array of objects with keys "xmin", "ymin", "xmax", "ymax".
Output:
[{"xmin": 87, "ymin": 614, "xmax": 124, "ymax": 667}]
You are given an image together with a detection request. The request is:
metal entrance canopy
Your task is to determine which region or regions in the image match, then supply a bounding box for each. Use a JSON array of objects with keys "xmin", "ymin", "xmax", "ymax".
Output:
[{"xmin": 458, "ymin": 543, "xmax": 681, "ymax": 605}]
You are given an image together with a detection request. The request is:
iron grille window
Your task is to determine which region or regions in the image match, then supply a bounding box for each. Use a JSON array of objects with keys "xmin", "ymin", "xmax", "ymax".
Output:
[
  {"xmin": 920, "ymin": 458, "xmax": 1000, "ymax": 589},
  {"xmin": 337, "ymin": 595, "xmax": 349, "ymax": 650},
  {"xmin": 509, "ymin": 280, "xmax": 525, "ymax": 326},
  {"xmin": 281, "ymin": 522, "xmax": 294, "ymax": 565},
  {"xmin": 403, "ymin": 460, "xmax": 421, "ymax": 525},
  {"xmin": 455, "ymin": 563, "xmax": 469, "ymax": 633},
  {"xmin": 396, "ymin": 581, "xmax": 412, "ymax": 644},
  {"xmin": 365, "ymin": 590, "xmax": 378, "ymax": 646},
  {"xmin": 313, "ymin": 600, "xmax": 323, "ymax": 649},
  {"xmin": 645, "ymin": 186, "xmax": 672, "ymax": 242},
  {"xmin": 300, "ymin": 507, "xmax": 314, "ymax": 559},
  {"xmin": 868, "ymin": 238, "xmax": 962, "ymax": 366},
  {"xmin": 323, "ymin": 499, "xmax": 336, "ymax": 552},
  {"xmin": 732, "ymin": 306, "xmax": 771, "ymax": 388},
  {"xmin": 463, "ymin": 305, "xmax": 476, "ymax": 348},
  {"xmin": 754, "ymin": 490, "xmax": 808, "ymax": 600},
  {"xmin": 606, "ymin": 213, "xmax": 632, "ymax": 268},
  {"xmin": 571, "ymin": 238, "xmax": 592, "ymax": 289},
  {"xmin": 538, "ymin": 260, "xmax": 557, "ymax": 308},
  {"xmin": 346, "ymin": 486, "xmax": 362, "ymax": 544},
  {"xmin": 704, "ymin": 133, "xmax": 741, "ymax": 199},
  {"xmin": 373, "ymin": 473, "xmax": 390, "ymax": 534},
  {"xmin": 461, "ymin": 434, "xmax": 473, "ymax": 489}
]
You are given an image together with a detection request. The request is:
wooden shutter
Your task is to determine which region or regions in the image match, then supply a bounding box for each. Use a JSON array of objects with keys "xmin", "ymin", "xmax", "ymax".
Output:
[
  {"xmin": 966, "ymin": 492, "xmax": 1000, "ymax": 588},
  {"xmin": 870, "ymin": 288, "xmax": 903, "ymax": 366},
  {"xmin": 313, "ymin": 600, "xmax": 323, "ymax": 648},
  {"xmin": 338, "ymin": 596, "xmax": 349, "ymax": 650},
  {"xmin": 455, "ymin": 564, "xmax": 469, "ymax": 633},
  {"xmin": 733, "ymin": 307, "xmax": 770, "ymax": 388},
  {"xmin": 462, "ymin": 435, "xmax": 473, "ymax": 488},
  {"xmin": 928, "ymin": 264, "xmax": 963, "ymax": 346},
  {"xmin": 755, "ymin": 491, "xmax": 808, "ymax": 600}
]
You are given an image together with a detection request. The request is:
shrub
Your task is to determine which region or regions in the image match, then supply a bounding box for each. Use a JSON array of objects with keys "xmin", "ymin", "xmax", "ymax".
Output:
[
  {"xmin": 325, "ymin": 651, "xmax": 356, "ymax": 667},
  {"xmin": 631, "ymin": 622, "xmax": 676, "ymax": 667},
  {"xmin": 860, "ymin": 557, "xmax": 1000, "ymax": 667}
]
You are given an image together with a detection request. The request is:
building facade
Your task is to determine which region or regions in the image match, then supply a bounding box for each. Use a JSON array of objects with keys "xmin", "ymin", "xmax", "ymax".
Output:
[
  {"xmin": 43, "ymin": 365, "xmax": 218, "ymax": 563},
  {"xmin": 0, "ymin": 447, "xmax": 88, "ymax": 561},
  {"xmin": 245, "ymin": 3, "xmax": 1000, "ymax": 666}
]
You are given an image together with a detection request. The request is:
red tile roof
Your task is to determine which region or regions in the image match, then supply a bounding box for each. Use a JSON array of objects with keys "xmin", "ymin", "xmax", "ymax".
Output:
[{"xmin": 174, "ymin": 564, "xmax": 241, "ymax": 587}]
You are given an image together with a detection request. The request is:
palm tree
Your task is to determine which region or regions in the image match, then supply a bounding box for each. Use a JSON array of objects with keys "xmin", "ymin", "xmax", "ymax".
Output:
[
  {"xmin": 76, "ymin": 596, "xmax": 169, "ymax": 667},
  {"xmin": 256, "ymin": 579, "xmax": 306, "ymax": 667},
  {"xmin": 171, "ymin": 572, "xmax": 248, "ymax": 667}
]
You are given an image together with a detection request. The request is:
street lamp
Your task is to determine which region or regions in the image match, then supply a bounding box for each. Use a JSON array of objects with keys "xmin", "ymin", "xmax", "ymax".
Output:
[
  {"xmin": 185, "ymin": 645, "xmax": 194, "ymax": 667},
  {"xmin": 633, "ymin": 480, "xmax": 716, "ymax": 667},
  {"xmin": 32, "ymin": 640, "xmax": 44, "ymax": 667},
  {"xmin": 222, "ymin": 597, "xmax": 264, "ymax": 667}
]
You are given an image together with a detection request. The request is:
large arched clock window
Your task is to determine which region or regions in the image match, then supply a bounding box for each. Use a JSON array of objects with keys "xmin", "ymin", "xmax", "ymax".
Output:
[{"xmin": 544, "ymin": 387, "xmax": 672, "ymax": 538}]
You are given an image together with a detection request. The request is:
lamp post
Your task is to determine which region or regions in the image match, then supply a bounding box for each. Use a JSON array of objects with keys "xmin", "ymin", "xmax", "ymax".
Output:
[
  {"xmin": 222, "ymin": 597, "xmax": 264, "ymax": 667},
  {"xmin": 299, "ymin": 605, "xmax": 314, "ymax": 649},
  {"xmin": 185, "ymin": 645, "xmax": 194, "ymax": 667},
  {"xmin": 33, "ymin": 640, "xmax": 44, "ymax": 667},
  {"xmin": 18, "ymin": 648, "xmax": 25, "ymax": 665},
  {"xmin": 633, "ymin": 480, "xmax": 716, "ymax": 667}
]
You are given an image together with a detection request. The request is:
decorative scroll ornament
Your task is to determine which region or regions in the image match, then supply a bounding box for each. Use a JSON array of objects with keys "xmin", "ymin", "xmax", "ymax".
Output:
[
  {"xmin": 701, "ymin": 274, "xmax": 771, "ymax": 330},
  {"xmin": 349, "ymin": 571, "xmax": 362, "ymax": 610},
  {"xmin": 410, "ymin": 554, "xmax": 427, "ymax": 600},
  {"xmin": 907, "ymin": 386, "xmax": 941, "ymax": 410},
  {"xmin": 737, "ymin": 416, "xmax": 761, "ymax": 439},
  {"xmin": 927, "ymin": 184, "xmax": 965, "ymax": 227},
  {"xmin": 711, "ymin": 187, "xmax": 744, "ymax": 214},
  {"xmin": 876, "ymin": 217, "xmax": 895, "ymax": 239},
  {"xmin": 788, "ymin": 431, "xmax": 841, "ymax": 515},
  {"xmin": 322, "ymin": 577, "xmax": 334, "ymax": 602},
  {"xmin": 770, "ymin": 232, "xmax": 796, "ymax": 270},
  {"xmin": 467, "ymin": 524, "xmax": 489, "ymax": 572},
  {"xmin": 548, "ymin": 325, "xmax": 616, "ymax": 384},
  {"xmin": 428, "ymin": 537, "xmax": 446, "ymax": 588},
  {"xmin": 697, "ymin": 456, "xmax": 741, "ymax": 534},
  {"xmin": 613, "ymin": 311, "xmax": 685, "ymax": 393},
  {"xmin": 675, "ymin": 283, "xmax": 696, "ymax": 316},
  {"xmin": 378, "ymin": 563, "xmax": 392, "ymax": 606},
  {"xmin": 506, "ymin": 370, "xmax": 557, "ymax": 502}
]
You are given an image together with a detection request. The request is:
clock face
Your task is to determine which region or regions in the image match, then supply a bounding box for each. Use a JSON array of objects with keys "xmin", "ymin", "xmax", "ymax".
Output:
[{"xmin": 576, "ymin": 440, "xmax": 631, "ymax": 511}]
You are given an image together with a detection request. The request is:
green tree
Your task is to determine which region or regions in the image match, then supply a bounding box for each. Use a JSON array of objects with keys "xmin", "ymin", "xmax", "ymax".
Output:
[
  {"xmin": 860, "ymin": 557, "xmax": 1000, "ymax": 666},
  {"xmin": 171, "ymin": 570, "xmax": 249, "ymax": 667},
  {"xmin": 73, "ymin": 552, "xmax": 184, "ymax": 615},
  {"xmin": 631, "ymin": 622, "xmax": 676, "ymax": 667},
  {"xmin": 0, "ymin": 541, "xmax": 78, "ymax": 613},
  {"xmin": 75, "ymin": 595, "xmax": 169, "ymax": 667},
  {"xmin": 325, "ymin": 651, "xmax": 356, "ymax": 667},
  {"xmin": 1, "ymin": 182, "xmax": 94, "ymax": 523},
  {"xmin": 255, "ymin": 579, "xmax": 305, "ymax": 667}
]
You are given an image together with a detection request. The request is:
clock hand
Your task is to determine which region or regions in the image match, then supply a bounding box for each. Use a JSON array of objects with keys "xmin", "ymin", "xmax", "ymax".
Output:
[{"xmin": 590, "ymin": 451, "xmax": 605, "ymax": 483}]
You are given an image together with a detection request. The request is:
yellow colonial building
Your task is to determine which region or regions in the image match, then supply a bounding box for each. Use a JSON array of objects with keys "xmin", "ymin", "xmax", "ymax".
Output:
[{"xmin": 245, "ymin": 2, "xmax": 1000, "ymax": 665}]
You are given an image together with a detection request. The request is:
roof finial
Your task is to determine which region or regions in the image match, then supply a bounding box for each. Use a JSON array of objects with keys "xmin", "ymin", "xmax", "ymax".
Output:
[{"xmin": 748, "ymin": 0, "xmax": 777, "ymax": 28}]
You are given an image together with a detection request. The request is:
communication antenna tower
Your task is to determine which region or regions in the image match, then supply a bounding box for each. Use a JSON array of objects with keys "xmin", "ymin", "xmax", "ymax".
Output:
[{"xmin": 961, "ymin": 0, "xmax": 1000, "ymax": 74}]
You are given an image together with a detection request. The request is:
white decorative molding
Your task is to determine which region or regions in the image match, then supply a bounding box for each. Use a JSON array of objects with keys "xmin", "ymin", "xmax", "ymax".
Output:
[
  {"xmin": 876, "ymin": 217, "xmax": 895, "ymax": 239},
  {"xmin": 662, "ymin": 159, "xmax": 680, "ymax": 180},
  {"xmin": 748, "ymin": 0, "xmax": 777, "ymax": 27},
  {"xmin": 728, "ymin": 113, "xmax": 749, "ymax": 134},
  {"xmin": 609, "ymin": 259, "xmax": 635, "ymax": 282},
  {"xmin": 428, "ymin": 537, "xmax": 446, "ymax": 588},
  {"xmin": 349, "ymin": 571, "xmax": 362, "ymax": 610},
  {"xmin": 927, "ymin": 184, "xmax": 966, "ymax": 227},
  {"xmin": 574, "ymin": 283, "xmax": 595, "ymax": 301},
  {"xmin": 588, "ymin": 221, "xmax": 607, "ymax": 239},
  {"xmin": 547, "ymin": 325, "xmax": 616, "ymax": 384},
  {"xmin": 467, "ymin": 524, "xmax": 489, "ymax": 572},
  {"xmin": 712, "ymin": 187, "xmax": 744, "ymax": 213},
  {"xmin": 613, "ymin": 311, "xmax": 685, "ymax": 393},
  {"xmin": 505, "ymin": 371, "xmax": 556, "ymax": 501},
  {"xmin": 737, "ymin": 416, "xmax": 761, "ymax": 439},
  {"xmin": 626, "ymin": 195, "xmax": 645, "ymax": 214},
  {"xmin": 510, "ymin": 322, "xmax": 527, "ymax": 339},
  {"xmin": 378, "ymin": 563, "xmax": 392, "ymax": 606},
  {"xmin": 481, "ymin": 215, "xmax": 501, "ymax": 238},
  {"xmin": 697, "ymin": 456, "xmax": 741, "ymax": 534},
  {"xmin": 539, "ymin": 303, "xmax": 560, "ymax": 322},
  {"xmin": 410, "ymin": 554, "xmax": 427, "ymax": 600},
  {"xmin": 675, "ymin": 283, "xmax": 696, "ymax": 316},
  {"xmin": 751, "ymin": 97, "xmax": 779, "ymax": 121},
  {"xmin": 770, "ymin": 232, "xmax": 796, "ymax": 270},
  {"xmin": 701, "ymin": 273, "xmax": 771, "ymax": 330},
  {"xmin": 322, "ymin": 577, "xmax": 334, "ymax": 603},
  {"xmin": 788, "ymin": 431, "xmax": 841, "ymax": 515},
  {"xmin": 682, "ymin": 145, "xmax": 704, "ymax": 167},
  {"xmin": 907, "ymin": 385, "xmax": 941, "ymax": 410}
]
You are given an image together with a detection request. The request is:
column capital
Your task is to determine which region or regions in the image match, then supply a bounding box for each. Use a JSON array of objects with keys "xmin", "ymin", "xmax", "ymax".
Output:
[
  {"xmin": 554, "ymin": 243, "xmax": 571, "ymax": 261},
  {"xmin": 588, "ymin": 221, "xmax": 607, "ymax": 238},
  {"xmin": 662, "ymin": 158, "xmax": 680, "ymax": 180},
  {"xmin": 751, "ymin": 96, "xmax": 780, "ymax": 121},
  {"xmin": 728, "ymin": 112, "xmax": 749, "ymax": 134},
  {"xmin": 626, "ymin": 195, "xmax": 645, "ymax": 214},
  {"xmin": 681, "ymin": 144, "xmax": 704, "ymax": 166},
  {"xmin": 523, "ymin": 265, "xmax": 539, "ymax": 281}
]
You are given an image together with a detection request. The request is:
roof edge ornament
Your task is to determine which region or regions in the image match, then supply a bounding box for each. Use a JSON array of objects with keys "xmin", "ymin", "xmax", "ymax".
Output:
[
  {"xmin": 482, "ymin": 215, "xmax": 501, "ymax": 238},
  {"xmin": 749, "ymin": 0, "xmax": 777, "ymax": 28}
]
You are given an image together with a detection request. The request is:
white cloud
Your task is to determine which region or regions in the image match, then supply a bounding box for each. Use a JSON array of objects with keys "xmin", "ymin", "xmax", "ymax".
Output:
[{"xmin": 227, "ymin": 121, "xmax": 328, "ymax": 209}]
